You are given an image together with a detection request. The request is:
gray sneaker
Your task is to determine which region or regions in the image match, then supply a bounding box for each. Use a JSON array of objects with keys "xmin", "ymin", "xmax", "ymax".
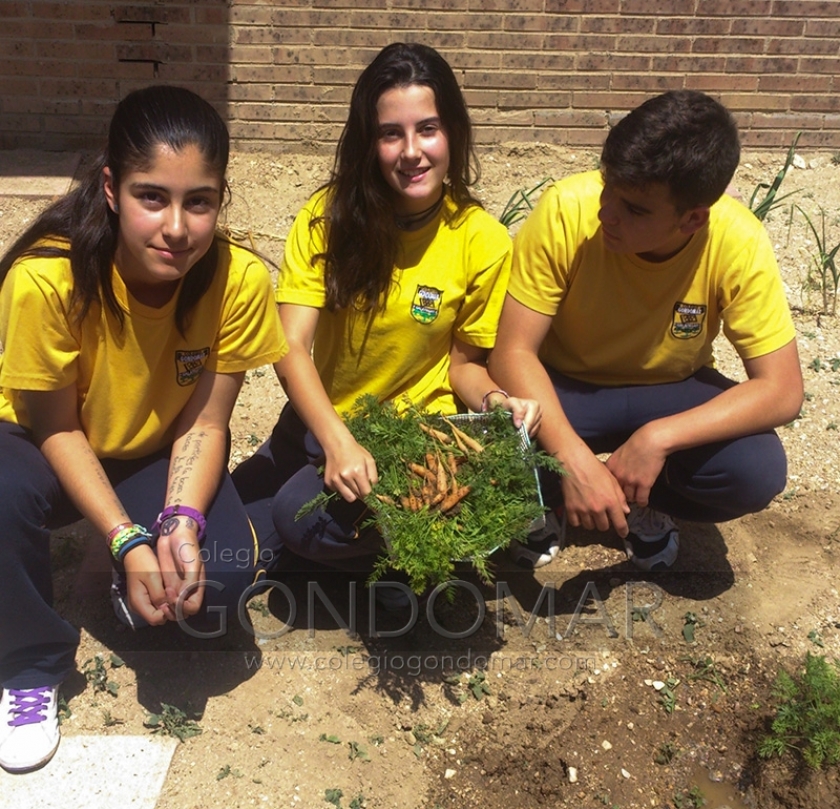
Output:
[{"xmin": 623, "ymin": 505, "xmax": 679, "ymax": 571}]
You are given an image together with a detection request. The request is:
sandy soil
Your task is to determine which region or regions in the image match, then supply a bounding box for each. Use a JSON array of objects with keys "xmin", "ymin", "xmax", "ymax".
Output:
[{"xmin": 1, "ymin": 143, "xmax": 839, "ymax": 808}]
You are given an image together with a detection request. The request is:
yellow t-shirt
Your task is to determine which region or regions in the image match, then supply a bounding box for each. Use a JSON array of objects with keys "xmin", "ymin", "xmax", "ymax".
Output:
[
  {"xmin": 509, "ymin": 171, "xmax": 797, "ymax": 386},
  {"xmin": 0, "ymin": 239, "xmax": 287, "ymax": 458},
  {"xmin": 277, "ymin": 190, "xmax": 512, "ymax": 415}
]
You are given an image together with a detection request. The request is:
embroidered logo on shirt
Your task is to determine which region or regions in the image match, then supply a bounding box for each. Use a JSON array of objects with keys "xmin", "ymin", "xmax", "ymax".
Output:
[
  {"xmin": 175, "ymin": 347, "xmax": 211, "ymax": 386},
  {"xmin": 671, "ymin": 302, "xmax": 707, "ymax": 339},
  {"xmin": 411, "ymin": 285, "xmax": 443, "ymax": 324}
]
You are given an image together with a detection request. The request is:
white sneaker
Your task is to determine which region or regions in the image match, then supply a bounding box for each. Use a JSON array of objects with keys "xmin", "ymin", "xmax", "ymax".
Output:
[
  {"xmin": 623, "ymin": 505, "xmax": 679, "ymax": 571},
  {"xmin": 0, "ymin": 685, "xmax": 61, "ymax": 773},
  {"xmin": 509, "ymin": 508, "xmax": 566, "ymax": 569}
]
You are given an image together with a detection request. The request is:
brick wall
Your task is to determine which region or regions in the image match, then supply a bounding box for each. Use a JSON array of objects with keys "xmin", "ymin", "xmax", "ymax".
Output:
[{"xmin": 1, "ymin": 0, "xmax": 839, "ymax": 153}]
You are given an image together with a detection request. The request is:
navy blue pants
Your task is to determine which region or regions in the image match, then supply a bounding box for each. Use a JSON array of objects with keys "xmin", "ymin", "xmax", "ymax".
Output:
[
  {"xmin": 0, "ymin": 421, "xmax": 268, "ymax": 689},
  {"xmin": 233, "ymin": 405, "xmax": 382, "ymax": 570},
  {"xmin": 547, "ymin": 366, "xmax": 787, "ymax": 522}
]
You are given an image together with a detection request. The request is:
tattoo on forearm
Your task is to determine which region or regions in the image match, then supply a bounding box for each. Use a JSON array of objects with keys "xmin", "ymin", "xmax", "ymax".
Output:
[{"xmin": 166, "ymin": 429, "xmax": 210, "ymax": 503}]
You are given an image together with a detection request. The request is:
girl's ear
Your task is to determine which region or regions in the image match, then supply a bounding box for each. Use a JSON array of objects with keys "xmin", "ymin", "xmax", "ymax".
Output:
[{"xmin": 102, "ymin": 166, "xmax": 119, "ymax": 214}]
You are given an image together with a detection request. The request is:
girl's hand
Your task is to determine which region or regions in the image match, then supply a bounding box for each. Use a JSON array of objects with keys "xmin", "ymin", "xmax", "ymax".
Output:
[
  {"xmin": 123, "ymin": 545, "xmax": 175, "ymax": 625},
  {"xmin": 500, "ymin": 395, "xmax": 542, "ymax": 437},
  {"xmin": 324, "ymin": 435, "xmax": 379, "ymax": 502},
  {"xmin": 154, "ymin": 516, "xmax": 207, "ymax": 618}
]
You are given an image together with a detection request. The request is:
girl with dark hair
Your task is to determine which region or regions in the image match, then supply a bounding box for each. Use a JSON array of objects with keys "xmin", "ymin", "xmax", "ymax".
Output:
[
  {"xmin": 0, "ymin": 85, "xmax": 286, "ymax": 773},
  {"xmin": 233, "ymin": 43, "xmax": 541, "ymax": 575}
]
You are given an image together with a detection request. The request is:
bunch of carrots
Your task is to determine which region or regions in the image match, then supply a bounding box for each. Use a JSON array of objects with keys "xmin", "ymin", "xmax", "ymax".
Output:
[{"xmin": 376, "ymin": 419, "xmax": 485, "ymax": 514}]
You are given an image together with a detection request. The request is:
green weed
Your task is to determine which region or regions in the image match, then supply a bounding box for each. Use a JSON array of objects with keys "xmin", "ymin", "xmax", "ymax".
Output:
[
  {"xmin": 798, "ymin": 205, "xmax": 840, "ymax": 315},
  {"xmin": 498, "ymin": 177, "xmax": 553, "ymax": 228},
  {"xmin": 144, "ymin": 703, "xmax": 203, "ymax": 742},
  {"xmin": 758, "ymin": 651, "xmax": 840, "ymax": 769},
  {"xmin": 748, "ymin": 132, "xmax": 800, "ymax": 221}
]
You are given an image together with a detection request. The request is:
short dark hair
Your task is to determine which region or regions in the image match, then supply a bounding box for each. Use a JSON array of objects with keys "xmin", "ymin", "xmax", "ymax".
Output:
[{"xmin": 600, "ymin": 90, "xmax": 740, "ymax": 212}]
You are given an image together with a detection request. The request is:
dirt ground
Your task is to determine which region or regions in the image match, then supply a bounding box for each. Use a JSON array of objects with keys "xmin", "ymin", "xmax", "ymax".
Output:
[{"xmin": 2, "ymin": 143, "xmax": 840, "ymax": 808}]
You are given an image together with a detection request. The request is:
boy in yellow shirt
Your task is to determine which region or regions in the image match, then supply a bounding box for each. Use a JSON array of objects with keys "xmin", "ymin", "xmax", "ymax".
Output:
[{"xmin": 489, "ymin": 90, "xmax": 803, "ymax": 571}]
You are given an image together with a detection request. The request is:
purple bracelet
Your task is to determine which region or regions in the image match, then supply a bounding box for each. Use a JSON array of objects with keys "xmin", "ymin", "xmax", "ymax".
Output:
[{"xmin": 152, "ymin": 504, "xmax": 207, "ymax": 541}]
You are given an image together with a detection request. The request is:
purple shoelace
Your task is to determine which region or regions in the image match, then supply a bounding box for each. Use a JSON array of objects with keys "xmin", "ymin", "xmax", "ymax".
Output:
[{"xmin": 7, "ymin": 687, "xmax": 52, "ymax": 727}]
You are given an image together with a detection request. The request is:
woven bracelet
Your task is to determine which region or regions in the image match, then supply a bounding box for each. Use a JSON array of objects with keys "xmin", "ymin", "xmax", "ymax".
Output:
[{"xmin": 109, "ymin": 524, "xmax": 153, "ymax": 563}]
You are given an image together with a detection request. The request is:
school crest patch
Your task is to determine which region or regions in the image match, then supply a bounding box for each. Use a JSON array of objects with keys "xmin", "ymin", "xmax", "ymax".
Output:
[
  {"xmin": 411, "ymin": 285, "xmax": 443, "ymax": 324},
  {"xmin": 671, "ymin": 302, "xmax": 706, "ymax": 339},
  {"xmin": 175, "ymin": 347, "xmax": 210, "ymax": 386}
]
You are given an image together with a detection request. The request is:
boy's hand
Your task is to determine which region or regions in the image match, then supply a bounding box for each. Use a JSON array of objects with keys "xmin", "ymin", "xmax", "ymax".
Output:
[
  {"xmin": 561, "ymin": 446, "xmax": 630, "ymax": 537},
  {"xmin": 605, "ymin": 424, "xmax": 668, "ymax": 508}
]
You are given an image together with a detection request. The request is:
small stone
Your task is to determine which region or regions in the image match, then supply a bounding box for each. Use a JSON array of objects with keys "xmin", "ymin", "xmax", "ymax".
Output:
[
  {"xmin": 601, "ymin": 740, "xmax": 612, "ymax": 750},
  {"xmin": 652, "ymin": 681, "xmax": 665, "ymax": 691},
  {"xmin": 621, "ymin": 768, "xmax": 631, "ymax": 778},
  {"xmin": 568, "ymin": 766, "xmax": 578, "ymax": 783},
  {"xmin": 444, "ymin": 768, "xmax": 456, "ymax": 779}
]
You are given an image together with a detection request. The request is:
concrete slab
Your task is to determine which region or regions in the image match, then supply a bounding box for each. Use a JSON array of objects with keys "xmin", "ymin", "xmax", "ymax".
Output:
[
  {"xmin": 0, "ymin": 735, "xmax": 178, "ymax": 809},
  {"xmin": 0, "ymin": 150, "xmax": 81, "ymax": 197}
]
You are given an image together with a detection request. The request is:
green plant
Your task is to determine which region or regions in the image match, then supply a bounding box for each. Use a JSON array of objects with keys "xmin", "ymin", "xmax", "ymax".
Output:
[
  {"xmin": 144, "ymin": 703, "xmax": 203, "ymax": 742},
  {"xmin": 467, "ymin": 670, "xmax": 492, "ymax": 700},
  {"xmin": 659, "ymin": 677, "xmax": 680, "ymax": 715},
  {"xmin": 673, "ymin": 786, "xmax": 706, "ymax": 808},
  {"xmin": 82, "ymin": 654, "xmax": 120, "ymax": 697},
  {"xmin": 798, "ymin": 205, "xmax": 840, "ymax": 315},
  {"xmin": 498, "ymin": 177, "xmax": 553, "ymax": 228},
  {"xmin": 654, "ymin": 740, "xmax": 678, "ymax": 765},
  {"xmin": 684, "ymin": 655, "xmax": 728, "ymax": 694},
  {"xmin": 748, "ymin": 132, "xmax": 800, "ymax": 221},
  {"xmin": 758, "ymin": 652, "xmax": 840, "ymax": 769}
]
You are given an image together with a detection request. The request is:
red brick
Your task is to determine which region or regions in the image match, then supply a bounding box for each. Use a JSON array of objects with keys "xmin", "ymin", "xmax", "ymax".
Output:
[
  {"xmin": 163, "ymin": 24, "xmax": 229, "ymax": 45},
  {"xmin": 651, "ymin": 55, "xmax": 726, "ymax": 72},
  {"xmin": 685, "ymin": 74, "xmax": 759, "ymax": 92},
  {"xmin": 759, "ymin": 75, "xmax": 832, "ymax": 92},
  {"xmin": 428, "ymin": 11, "xmax": 502, "ymax": 30},
  {"xmin": 612, "ymin": 74, "xmax": 687, "ymax": 92},
  {"xmin": 621, "ymin": 0, "xmax": 695, "ymax": 14},
  {"xmin": 497, "ymin": 90, "xmax": 573, "ymax": 109},
  {"xmin": 617, "ymin": 36, "xmax": 692, "ymax": 53},
  {"xmin": 792, "ymin": 95, "xmax": 840, "ymax": 112},
  {"xmin": 545, "ymin": 34, "xmax": 616, "ymax": 51},
  {"xmin": 468, "ymin": 31, "xmax": 544, "ymax": 49},
  {"xmin": 469, "ymin": 0, "xmax": 544, "ymax": 10},
  {"xmin": 36, "ymin": 2, "xmax": 112, "ymax": 21},
  {"xmin": 773, "ymin": 1, "xmax": 840, "ymax": 17},
  {"xmin": 545, "ymin": 0, "xmax": 619, "ymax": 12},
  {"xmin": 693, "ymin": 37, "xmax": 765, "ymax": 54},
  {"xmin": 656, "ymin": 17, "xmax": 730, "ymax": 35},
  {"xmin": 539, "ymin": 73, "xmax": 611, "ymax": 91},
  {"xmin": 794, "ymin": 57, "xmax": 839, "ymax": 74},
  {"xmin": 720, "ymin": 93, "xmax": 791, "ymax": 111},
  {"xmin": 730, "ymin": 18, "xmax": 804, "ymax": 36},
  {"xmin": 751, "ymin": 112, "xmax": 825, "ymax": 129},
  {"xmin": 0, "ymin": 2, "xmax": 31, "ymax": 17},
  {"xmin": 805, "ymin": 19, "xmax": 840, "ymax": 37},
  {"xmin": 502, "ymin": 52, "xmax": 575, "ymax": 71},
  {"xmin": 582, "ymin": 17, "xmax": 654, "ymax": 34},
  {"xmin": 768, "ymin": 38, "xmax": 839, "ymax": 56},
  {"xmin": 534, "ymin": 109, "xmax": 609, "ymax": 127},
  {"xmin": 578, "ymin": 54, "xmax": 652, "ymax": 71},
  {"xmin": 697, "ymin": 0, "xmax": 772, "ymax": 15},
  {"xmin": 463, "ymin": 72, "xmax": 538, "ymax": 90},
  {"xmin": 156, "ymin": 63, "xmax": 228, "ymax": 82}
]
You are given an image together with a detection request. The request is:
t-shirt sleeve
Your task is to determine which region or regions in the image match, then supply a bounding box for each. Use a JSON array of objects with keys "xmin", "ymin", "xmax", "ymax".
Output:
[
  {"xmin": 718, "ymin": 215, "xmax": 797, "ymax": 360},
  {"xmin": 0, "ymin": 259, "xmax": 80, "ymax": 391},
  {"xmin": 275, "ymin": 193, "xmax": 329, "ymax": 309},
  {"xmin": 508, "ymin": 179, "xmax": 583, "ymax": 317},
  {"xmin": 209, "ymin": 252, "xmax": 288, "ymax": 373},
  {"xmin": 453, "ymin": 215, "xmax": 512, "ymax": 349}
]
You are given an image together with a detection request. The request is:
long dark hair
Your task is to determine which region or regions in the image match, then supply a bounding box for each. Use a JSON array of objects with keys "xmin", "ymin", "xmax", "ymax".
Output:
[
  {"xmin": 320, "ymin": 42, "xmax": 481, "ymax": 311},
  {"xmin": 0, "ymin": 85, "xmax": 230, "ymax": 333}
]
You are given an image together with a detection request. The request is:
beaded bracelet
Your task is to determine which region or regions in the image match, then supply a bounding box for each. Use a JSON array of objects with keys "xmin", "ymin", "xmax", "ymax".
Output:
[
  {"xmin": 109, "ymin": 524, "xmax": 153, "ymax": 563},
  {"xmin": 481, "ymin": 388, "xmax": 510, "ymax": 413},
  {"xmin": 152, "ymin": 504, "xmax": 207, "ymax": 541},
  {"xmin": 106, "ymin": 522, "xmax": 134, "ymax": 543}
]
